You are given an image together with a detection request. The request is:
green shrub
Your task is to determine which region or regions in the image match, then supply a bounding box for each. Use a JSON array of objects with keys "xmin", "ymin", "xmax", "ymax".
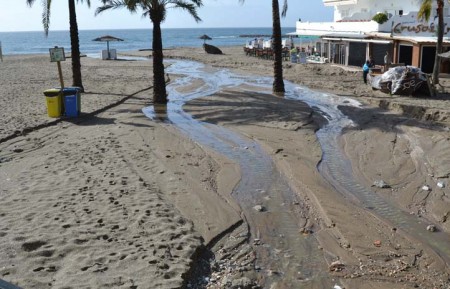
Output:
[{"xmin": 372, "ymin": 13, "xmax": 388, "ymax": 24}]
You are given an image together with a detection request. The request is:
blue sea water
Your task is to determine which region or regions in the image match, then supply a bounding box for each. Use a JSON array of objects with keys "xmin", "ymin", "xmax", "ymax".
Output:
[{"xmin": 0, "ymin": 27, "xmax": 306, "ymax": 55}]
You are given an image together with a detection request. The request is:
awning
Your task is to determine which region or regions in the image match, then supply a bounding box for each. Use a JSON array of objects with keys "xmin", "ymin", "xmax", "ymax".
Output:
[
  {"xmin": 322, "ymin": 37, "xmax": 392, "ymax": 44},
  {"xmin": 320, "ymin": 33, "xmax": 392, "ymax": 44},
  {"xmin": 366, "ymin": 32, "xmax": 450, "ymax": 44}
]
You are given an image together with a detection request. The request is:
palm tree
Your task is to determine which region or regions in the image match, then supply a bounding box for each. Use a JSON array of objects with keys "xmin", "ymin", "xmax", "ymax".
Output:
[
  {"xmin": 418, "ymin": 0, "xmax": 444, "ymax": 86},
  {"xmin": 69, "ymin": 0, "xmax": 89, "ymax": 91},
  {"xmin": 96, "ymin": 0, "xmax": 203, "ymax": 104},
  {"xmin": 272, "ymin": 0, "xmax": 287, "ymax": 94},
  {"xmin": 240, "ymin": 0, "xmax": 287, "ymax": 94},
  {"xmin": 27, "ymin": 0, "xmax": 90, "ymax": 91}
]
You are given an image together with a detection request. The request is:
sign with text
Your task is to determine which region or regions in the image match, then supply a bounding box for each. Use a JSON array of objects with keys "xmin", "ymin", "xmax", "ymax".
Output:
[
  {"xmin": 49, "ymin": 47, "xmax": 66, "ymax": 62},
  {"xmin": 392, "ymin": 19, "xmax": 450, "ymax": 37}
]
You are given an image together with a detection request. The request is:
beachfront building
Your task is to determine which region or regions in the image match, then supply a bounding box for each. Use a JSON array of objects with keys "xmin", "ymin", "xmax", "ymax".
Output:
[{"xmin": 291, "ymin": 0, "xmax": 450, "ymax": 73}]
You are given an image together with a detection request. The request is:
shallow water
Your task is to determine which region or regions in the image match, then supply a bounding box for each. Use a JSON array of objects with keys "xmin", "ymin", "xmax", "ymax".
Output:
[
  {"xmin": 143, "ymin": 60, "xmax": 331, "ymax": 288},
  {"xmin": 286, "ymin": 84, "xmax": 450, "ymax": 266},
  {"xmin": 143, "ymin": 59, "xmax": 450, "ymax": 287}
]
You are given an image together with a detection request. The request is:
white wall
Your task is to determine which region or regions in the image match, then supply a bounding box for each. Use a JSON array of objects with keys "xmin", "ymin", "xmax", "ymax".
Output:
[
  {"xmin": 295, "ymin": 20, "xmax": 380, "ymax": 36},
  {"xmin": 329, "ymin": 0, "xmax": 425, "ymax": 21}
]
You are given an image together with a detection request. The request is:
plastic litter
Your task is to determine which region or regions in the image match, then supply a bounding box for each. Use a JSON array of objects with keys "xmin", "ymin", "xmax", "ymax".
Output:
[
  {"xmin": 373, "ymin": 180, "xmax": 390, "ymax": 188},
  {"xmin": 437, "ymin": 181, "xmax": 445, "ymax": 188},
  {"xmin": 333, "ymin": 285, "xmax": 343, "ymax": 289},
  {"xmin": 371, "ymin": 66, "xmax": 428, "ymax": 95},
  {"xmin": 427, "ymin": 225, "xmax": 437, "ymax": 232},
  {"xmin": 422, "ymin": 185, "xmax": 431, "ymax": 191}
]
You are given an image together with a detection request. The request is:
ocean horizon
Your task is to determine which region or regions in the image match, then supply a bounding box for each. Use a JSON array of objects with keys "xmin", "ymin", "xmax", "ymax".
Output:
[{"xmin": 0, "ymin": 27, "xmax": 316, "ymax": 56}]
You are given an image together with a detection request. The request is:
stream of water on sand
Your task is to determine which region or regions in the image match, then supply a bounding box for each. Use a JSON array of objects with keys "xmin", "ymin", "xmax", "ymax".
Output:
[
  {"xmin": 143, "ymin": 60, "xmax": 450, "ymax": 287},
  {"xmin": 144, "ymin": 60, "xmax": 332, "ymax": 288}
]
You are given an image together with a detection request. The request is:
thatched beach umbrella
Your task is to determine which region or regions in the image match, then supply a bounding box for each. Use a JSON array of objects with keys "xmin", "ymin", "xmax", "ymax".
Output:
[
  {"xmin": 199, "ymin": 34, "xmax": 212, "ymax": 44},
  {"xmin": 93, "ymin": 35, "xmax": 124, "ymax": 59}
]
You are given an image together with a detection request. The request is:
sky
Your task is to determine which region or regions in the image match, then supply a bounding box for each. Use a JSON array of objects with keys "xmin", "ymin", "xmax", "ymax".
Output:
[{"xmin": 0, "ymin": 0, "xmax": 333, "ymax": 32}]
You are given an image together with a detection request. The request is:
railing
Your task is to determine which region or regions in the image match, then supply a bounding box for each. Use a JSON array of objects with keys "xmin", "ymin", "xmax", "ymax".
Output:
[
  {"xmin": 243, "ymin": 47, "xmax": 291, "ymax": 61},
  {"xmin": 322, "ymin": 0, "xmax": 357, "ymax": 6}
]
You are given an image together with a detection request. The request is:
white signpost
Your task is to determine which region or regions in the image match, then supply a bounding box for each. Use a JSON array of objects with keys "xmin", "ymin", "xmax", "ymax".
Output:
[{"xmin": 49, "ymin": 46, "xmax": 66, "ymax": 88}]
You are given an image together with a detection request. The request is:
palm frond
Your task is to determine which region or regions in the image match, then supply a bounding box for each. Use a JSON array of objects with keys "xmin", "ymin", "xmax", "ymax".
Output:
[
  {"xmin": 26, "ymin": 0, "xmax": 36, "ymax": 7},
  {"xmin": 95, "ymin": 0, "xmax": 128, "ymax": 15},
  {"xmin": 170, "ymin": 0, "xmax": 202, "ymax": 22},
  {"xmin": 417, "ymin": 0, "xmax": 432, "ymax": 21},
  {"xmin": 187, "ymin": 0, "xmax": 202, "ymax": 7},
  {"xmin": 77, "ymin": 0, "xmax": 91, "ymax": 8},
  {"xmin": 42, "ymin": 0, "xmax": 51, "ymax": 36},
  {"xmin": 125, "ymin": 0, "xmax": 140, "ymax": 12},
  {"xmin": 151, "ymin": 1, "xmax": 167, "ymax": 22},
  {"xmin": 281, "ymin": 0, "xmax": 288, "ymax": 18}
]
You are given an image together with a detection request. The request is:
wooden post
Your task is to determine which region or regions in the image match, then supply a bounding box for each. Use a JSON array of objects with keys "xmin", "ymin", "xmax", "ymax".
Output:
[
  {"xmin": 49, "ymin": 46, "xmax": 66, "ymax": 89},
  {"xmin": 426, "ymin": 74, "xmax": 436, "ymax": 96},
  {"xmin": 0, "ymin": 41, "xmax": 3, "ymax": 62}
]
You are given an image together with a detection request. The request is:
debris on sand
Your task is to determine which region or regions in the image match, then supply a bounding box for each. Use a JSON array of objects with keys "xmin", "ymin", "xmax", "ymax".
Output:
[
  {"xmin": 253, "ymin": 205, "xmax": 265, "ymax": 212},
  {"xmin": 422, "ymin": 185, "xmax": 431, "ymax": 191},
  {"xmin": 373, "ymin": 180, "xmax": 390, "ymax": 188},
  {"xmin": 329, "ymin": 260, "xmax": 345, "ymax": 272},
  {"xmin": 426, "ymin": 225, "xmax": 437, "ymax": 232}
]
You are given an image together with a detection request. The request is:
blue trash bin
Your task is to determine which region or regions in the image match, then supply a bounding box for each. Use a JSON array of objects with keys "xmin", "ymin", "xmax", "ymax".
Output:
[{"xmin": 62, "ymin": 87, "xmax": 81, "ymax": 117}]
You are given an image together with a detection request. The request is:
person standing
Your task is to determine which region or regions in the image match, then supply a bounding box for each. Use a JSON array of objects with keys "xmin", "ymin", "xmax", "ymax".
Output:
[
  {"xmin": 384, "ymin": 51, "xmax": 391, "ymax": 72},
  {"xmin": 363, "ymin": 60, "xmax": 370, "ymax": 84}
]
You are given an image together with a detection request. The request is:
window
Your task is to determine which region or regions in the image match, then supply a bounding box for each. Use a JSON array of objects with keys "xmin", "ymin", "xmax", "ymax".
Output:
[{"xmin": 398, "ymin": 10, "xmax": 403, "ymax": 16}]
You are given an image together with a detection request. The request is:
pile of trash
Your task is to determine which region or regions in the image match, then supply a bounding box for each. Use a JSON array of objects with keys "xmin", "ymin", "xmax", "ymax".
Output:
[{"xmin": 370, "ymin": 66, "xmax": 429, "ymax": 96}]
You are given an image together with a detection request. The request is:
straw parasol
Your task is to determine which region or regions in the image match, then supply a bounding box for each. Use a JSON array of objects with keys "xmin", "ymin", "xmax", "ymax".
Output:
[
  {"xmin": 199, "ymin": 34, "xmax": 212, "ymax": 44},
  {"xmin": 92, "ymin": 35, "xmax": 124, "ymax": 59}
]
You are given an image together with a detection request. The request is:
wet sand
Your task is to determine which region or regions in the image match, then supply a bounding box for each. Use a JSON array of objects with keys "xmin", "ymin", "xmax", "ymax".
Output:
[{"xmin": 0, "ymin": 47, "xmax": 449, "ymax": 288}]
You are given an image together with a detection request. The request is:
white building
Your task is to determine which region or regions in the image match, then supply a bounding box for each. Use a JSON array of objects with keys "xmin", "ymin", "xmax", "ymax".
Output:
[{"xmin": 291, "ymin": 0, "xmax": 450, "ymax": 73}]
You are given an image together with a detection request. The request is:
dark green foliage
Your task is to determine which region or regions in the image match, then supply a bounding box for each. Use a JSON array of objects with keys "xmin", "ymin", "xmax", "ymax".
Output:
[{"xmin": 372, "ymin": 12, "xmax": 388, "ymax": 24}]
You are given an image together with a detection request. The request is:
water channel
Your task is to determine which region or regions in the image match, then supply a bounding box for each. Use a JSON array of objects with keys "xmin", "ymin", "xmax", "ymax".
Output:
[{"xmin": 143, "ymin": 60, "xmax": 450, "ymax": 288}]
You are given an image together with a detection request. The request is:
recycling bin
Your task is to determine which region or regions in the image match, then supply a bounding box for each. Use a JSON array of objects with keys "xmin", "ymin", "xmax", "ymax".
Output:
[
  {"xmin": 62, "ymin": 87, "xmax": 81, "ymax": 117},
  {"xmin": 290, "ymin": 53, "xmax": 298, "ymax": 63},
  {"xmin": 43, "ymin": 88, "xmax": 62, "ymax": 118}
]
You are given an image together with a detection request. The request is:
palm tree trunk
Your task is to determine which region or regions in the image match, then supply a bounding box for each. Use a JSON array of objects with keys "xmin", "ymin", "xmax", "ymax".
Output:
[
  {"xmin": 272, "ymin": 0, "xmax": 285, "ymax": 94},
  {"xmin": 68, "ymin": 0, "xmax": 84, "ymax": 91},
  {"xmin": 432, "ymin": 0, "xmax": 444, "ymax": 85},
  {"xmin": 152, "ymin": 20, "xmax": 167, "ymax": 104}
]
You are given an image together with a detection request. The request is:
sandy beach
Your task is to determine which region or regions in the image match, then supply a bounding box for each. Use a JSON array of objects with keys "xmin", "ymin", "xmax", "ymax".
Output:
[{"xmin": 0, "ymin": 47, "xmax": 449, "ymax": 289}]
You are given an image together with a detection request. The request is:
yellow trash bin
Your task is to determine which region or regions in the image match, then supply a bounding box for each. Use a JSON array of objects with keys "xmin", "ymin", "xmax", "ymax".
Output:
[{"xmin": 43, "ymin": 89, "xmax": 62, "ymax": 118}]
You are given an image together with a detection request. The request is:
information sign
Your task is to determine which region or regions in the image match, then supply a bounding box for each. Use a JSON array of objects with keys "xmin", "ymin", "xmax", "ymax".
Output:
[{"xmin": 49, "ymin": 47, "xmax": 66, "ymax": 62}]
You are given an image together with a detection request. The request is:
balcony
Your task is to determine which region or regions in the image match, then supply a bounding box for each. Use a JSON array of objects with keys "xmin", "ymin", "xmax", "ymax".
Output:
[
  {"xmin": 294, "ymin": 20, "xmax": 380, "ymax": 36},
  {"xmin": 323, "ymin": 0, "xmax": 357, "ymax": 6}
]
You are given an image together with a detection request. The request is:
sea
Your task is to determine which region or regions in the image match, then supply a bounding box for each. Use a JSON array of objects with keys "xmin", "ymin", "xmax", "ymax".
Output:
[{"xmin": 0, "ymin": 27, "xmax": 317, "ymax": 55}]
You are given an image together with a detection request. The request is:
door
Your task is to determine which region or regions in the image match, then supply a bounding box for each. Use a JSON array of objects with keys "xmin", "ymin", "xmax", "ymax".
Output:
[
  {"xmin": 348, "ymin": 42, "xmax": 366, "ymax": 66},
  {"xmin": 421, "ymin": 46, "xmax": 436, "ymax": 73},
  {"xmin": 398, "ymin": 45, "xmax": 413, "ymax": 65},
  {"xmin": 372, "ymin": 43, "xmax": 393, "ymax": 66},
  {"xmin": 332, "ymin": 43, "xmax": 346, "ymax": 65}
]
